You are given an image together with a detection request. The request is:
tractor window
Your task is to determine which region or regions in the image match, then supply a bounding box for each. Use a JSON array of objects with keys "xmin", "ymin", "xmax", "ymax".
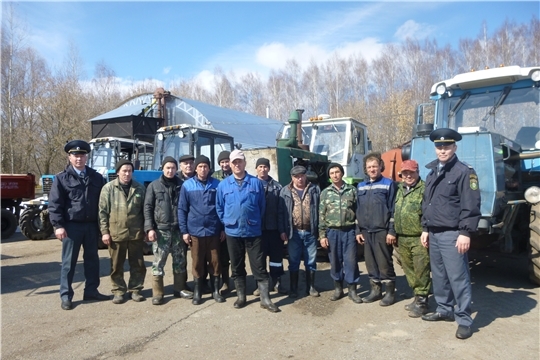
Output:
[{"xmin": 312, "ymin": 124, "xmax": 347, "ymax": 163}]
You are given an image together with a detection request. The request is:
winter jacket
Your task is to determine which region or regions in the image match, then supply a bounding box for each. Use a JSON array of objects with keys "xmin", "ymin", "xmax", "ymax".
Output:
[
  {"xmin": 49, "ymin": 165, "xmax": 105, "ymax": 229},
  {"xmin": 278, "ymin": 182, "xmax": 320, "ymax": 239},
  {"xmin": 394, "ymin": 179, "xmax": 425, "ymax": 236},
  {"xmin": 98, "ymin": 179, "xmax": 146, "ymax": 242},
  {"xmin": 356, "ymin": 175, "xmax": 396, "ymax": 235},
  {"xmin": 216, "ymin": 173, "xmax": 265, "ymax": 237},
  {"xmin": 319, "ymin": 183, "xmax": 357, "ymax": 239},
  {"xmin": 144, "ymin": 175, "xmax": 184, "ymax": 232},
  {"xmin": 261, "ymin": 177, "xmax": 282, "ymax": 231},
  {"xmin": 178, "ymin": 176, "xmax": 222, "ymax": 237}
]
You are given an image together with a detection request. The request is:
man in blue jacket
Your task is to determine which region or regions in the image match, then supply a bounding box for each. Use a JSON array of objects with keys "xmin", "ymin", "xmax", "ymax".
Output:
[
  {"xmin": 356, "ymin": 152, "xmax": 397, "ymax": 306},
  {"xmin": 179, "ymin": 155, "xmax": 225, "ymax": 305},
  {"xmin": 216, "ymin": 149, "xmax": 279, "ymax": 313}
]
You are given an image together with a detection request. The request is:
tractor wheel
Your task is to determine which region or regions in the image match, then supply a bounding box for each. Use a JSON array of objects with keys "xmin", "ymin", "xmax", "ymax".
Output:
[
  {"xmin": 1, "ymin": 209, "xmax": 18, "ymax": 239},
  {"xmin": 528, "ymin": 203, "xmax": 540, "ymax": 286},
  {"xmin": 20, "ymin": 207, "xmax": 54, "ymax": 240}
]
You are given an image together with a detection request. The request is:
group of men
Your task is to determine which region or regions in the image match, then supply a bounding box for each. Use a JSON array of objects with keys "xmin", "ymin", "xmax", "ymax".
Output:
[{"xmin": 49, "ymin": 127, "xmax": 480, "ymax": 339}]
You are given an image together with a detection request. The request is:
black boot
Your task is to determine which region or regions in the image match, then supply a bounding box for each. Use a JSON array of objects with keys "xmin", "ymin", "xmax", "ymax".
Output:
[
  {"xmin": 258, "ymin": 279, "xmax": 280, "ymax": 313},
  {"xmin": 211, "ymin": 275, "xmax": 225, "ymax": 303},
  {"xmin": 272, "ymin": 276, "xmax": 287, "ymax": 294},
  {"xmin": 404, "ymin": 296, "xmax": 418, "ymax": 311},
  {"xmin": 220, "ymin": 267, "xmax": 230, "ymax": 295},
  {"xmin": 306, "ymin": 271, "xmax": 319, "ymax": 297},
  {"xmin": 362, "ymin": 280, "xmax": 382, "ymax": 303},
  {"xmin": 192, "ymin": 278, "xmax": 202, "ymax": 305},
  {"xmin": 253, "ymin": 281, "xmax": 260, "ymax": 296},
  {"xmin": 409, "ymin": 295, "xmax": 429, "ymax": 318},
  {"xmin": 347, "ymin": 284, "xmax": 362, "ymax": 304},
  {"xmin": 330, "ymin": 280, "xmax": 344, "ymax": 301},
  {"xmin": 233, "ymin": 277, "xmax": 246, "ymax": 309},
  {"xmin": 173, "ymin": 272, "xmax": 193, "ymax": 299},
  {"xmin": 289, "ymin": 271, "xmax": 299, "ymax": 298},
  {"xmin": 379, "ymin": 281, "xmax": 396, "ymax": 306}
]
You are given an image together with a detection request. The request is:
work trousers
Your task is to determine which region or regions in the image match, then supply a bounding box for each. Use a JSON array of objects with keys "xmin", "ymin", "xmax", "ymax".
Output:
[
  {"xmin": 152, "ymin": 228, "xmax": 188, "ymax": 276},
  {"xmin": 226, "ymin": 235, "xmax": 269, "ymax": 282},
  {"xmin": 190, "ymin": 235, "xmax": 221, "ymax": 278},
  {"xmin": 262, "ymin": 230, "xmax": 285, "ymax": 278},
  {"xmin": 396, "ymin": 234, "xmax": 431, "ymax": 296},
  {"xmin": 108, "ymin": 240, "xmax": 146, "ymax": 295},
  {"xmin": 429, "ymin": 229, "xmax": 473, "ymax": 327},
  {"xmin": 363, "ymin": 230, "xmax": 396, "ymax": 283},
  {"xmin": 60, "ymin": 222, "xmax": 101, "ymax": 301},
  {"xmin": 327, "ymin": 228, "xmax": 359, "ymax": 284}
]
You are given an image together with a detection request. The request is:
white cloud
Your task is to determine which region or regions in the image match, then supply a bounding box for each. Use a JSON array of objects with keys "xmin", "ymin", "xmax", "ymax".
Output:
[
  {"xmin": 163, "ymin": 67, "xmax": 171, "ymax": 75},
  {"xmin": 394, "ymin": 20, "xmax": 436, "ymax": 41},
  {"xmin": 194, "ymin": 70, "xmax": 215, "ymax": 92}
]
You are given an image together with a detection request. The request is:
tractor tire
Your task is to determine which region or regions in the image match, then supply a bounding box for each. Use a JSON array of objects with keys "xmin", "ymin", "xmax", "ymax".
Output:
[
  {"xmin": 529, "ymin": 203, "xmax": 540, "ymax": 286},
  {"xmin": 1, "ymin": 209, "xmax": 18, "ymax": 239},
  {"xmin": 20, "ymin": 207, "xmax": 54, "ymax": 240}
]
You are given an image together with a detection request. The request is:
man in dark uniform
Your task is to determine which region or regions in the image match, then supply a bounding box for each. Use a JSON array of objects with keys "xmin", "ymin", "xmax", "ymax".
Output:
[
  {"xmin": 420, "ymin": 128, "xmax": 481, "ymax": 340},
  {"xmin": 49, "ymin": 140, "xmax": 109, "ymax": 310}
]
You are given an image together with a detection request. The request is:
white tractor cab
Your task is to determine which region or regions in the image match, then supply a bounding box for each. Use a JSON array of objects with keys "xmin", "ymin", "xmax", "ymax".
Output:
[
  {"xmin": 89, "ymin": 137, "xmax": 155, "ymax": 183},
  {"xmin": 279, "ymin": 115, "xmax": 371, "ymax": 184},
  {"xmin": 152, "ymin": 124, "xmax": 234, "ymax": 172}
]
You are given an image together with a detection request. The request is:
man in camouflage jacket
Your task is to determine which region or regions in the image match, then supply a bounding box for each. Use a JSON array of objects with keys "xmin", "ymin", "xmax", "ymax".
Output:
[
  {"xmin": 319, "ymin": 163, "xmax": 362, "ymax": 304},
  {"xmin": 393, "ymin": 160, "xmax": 430, "ymax": 318}
]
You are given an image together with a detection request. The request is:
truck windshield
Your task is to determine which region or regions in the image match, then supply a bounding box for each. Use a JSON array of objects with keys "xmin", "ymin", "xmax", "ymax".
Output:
[
  {"xmin": 439, "ymin": 86, "xmax": 540, "ymax": 149},
  {"xmin": 153, "ymin": 133, "xmax": 190, "ymax": 170},
  {"xmin": 312, "ymin": 123, "xmax": 348, "ymax": 163}
]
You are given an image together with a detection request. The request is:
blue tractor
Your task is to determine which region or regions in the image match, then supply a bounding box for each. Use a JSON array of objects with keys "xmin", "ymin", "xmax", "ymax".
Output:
[{"xmin": 404, "ymin": 65, "xmax": 540, "ymax": 284}]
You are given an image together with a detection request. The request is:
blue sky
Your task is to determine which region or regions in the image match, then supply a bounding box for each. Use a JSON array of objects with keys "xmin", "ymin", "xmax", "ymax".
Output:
[{"xmin": 9, "ymin": 1, "xmax": 540, "ymax": 90}]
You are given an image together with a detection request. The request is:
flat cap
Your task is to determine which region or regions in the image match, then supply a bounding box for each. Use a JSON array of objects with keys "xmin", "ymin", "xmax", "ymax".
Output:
[
  {"xmin": 179, "ymin": 154, "xmax": 195, "ymax": 163},
  {"xmin": 290, "ymin": 165, "xmax": 307, "ymax": 176},
  {"xmin": 64, "ymin": 140, "xmax": 90, "ymax": 154}
]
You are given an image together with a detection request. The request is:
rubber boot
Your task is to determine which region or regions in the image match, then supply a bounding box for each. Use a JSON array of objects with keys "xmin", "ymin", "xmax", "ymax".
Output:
[
  {"xmin": 152, "ymin": 276, "xmax": 164, "ymax": 305},
  {"xmin": 289, "ymin": 271, "xmax": 299, "ymax": 298},
  {"xmin": 192, "ymin": 278, "xmax": 202, "ymax": 305},
  {"xmin": 330, "ymin": 280, "xmax": 344, "ymax": 301},
  {"xmin": 362, "ymin": 280, "xmax": 383, "ymax": 303},
  {"xmin": 211, "ymin": 275, "xmax": 225, "ymax": 303},
  {"xmin": 173, "ymin": 272, "xmax": 194, "ymax": 299},
  {"xmin": 379, "ymin": 281, "xmax": 396, "ymax": 306},
  {"xmin": 253, "ymin": 281, "xmax": 260, "ymax": 296},
  {"xmin": 272, "ymin": 276, "xmax": 287, "ymax": 294},
  {"xmin": 306, "ymin": 271, "xmax": 320, "ymax": 297},
  {"xmin": 258, "ymin": 280, "xmax": 280, "ymax": 313},
  {"xmin": 233, "ymin": 277, "xmax": 246, "ymax": 309},
  {"xmin": 404, "ymin": 296, "xmax": 418, "ymax": 311},
  {"xmin": 220, "ymin": 268, "xmax": 230, "ymax": 295},
  {"xmin": 408, "ymin": 295, "xmax": 429, "ymax": 318},
  {"xmin": 347, "ymin": 284, "xmax": 363, "ymax": 304}
]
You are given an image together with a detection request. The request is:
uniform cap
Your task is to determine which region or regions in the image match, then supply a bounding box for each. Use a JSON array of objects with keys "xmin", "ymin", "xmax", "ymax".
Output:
[
  {"xmin": 429, "ymin": 128, "xmax": 462, "ymax": 146},
  {"xmin": 230, "ymin": 149, "xmax": 245, "ymax": 162},
  {"xmin": 64, "ymin": 140, "xmax": 90, "ymax": 154}
]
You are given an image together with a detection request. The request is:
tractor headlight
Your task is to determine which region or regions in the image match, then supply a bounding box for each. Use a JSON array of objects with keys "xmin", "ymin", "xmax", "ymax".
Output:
[
  {"xmin": 436, "ymin": 84, "xmax": 447, "ymax": 95},
  {"xmin": 525, "ymin": 186, "xmax": 540, "ymax": 204},
  {"xmin": 531, "ymin": 70, "xmax": 540, "ymax": 82}
]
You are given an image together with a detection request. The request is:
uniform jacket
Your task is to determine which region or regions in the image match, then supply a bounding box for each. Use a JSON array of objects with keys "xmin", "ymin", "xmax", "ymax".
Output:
[
  {"xmin": 98, "ymin": 179, "xmax": 146, "ymax": 242},
  {"xmin": 356, "ymin": 175, "xmax": 396, "ymax": 235},
  {"xmin": 178, "ymin": 176, "xmax": 222, "ymax": 237},
  {"xmin": 216, "ymin": 173, "xmax": 265, "ymax": 238},
  {"xmin": 49, "ymin": 165, "xmax": 105, "ymax": 229},
  {"xmin": 278, "ymin": 182, "xmax": 320, "ymax": 239},
  {"xmin": 394, "ymin": 179, "xmax": 425, "ymax": 237},
  {"xmin": 422, "ymin": 155, "xmax": 481, "ymax": 237},
  {"xmin": 261, "ymin": 177, "xmax": 282, "ymax": 231},
  {"xmin": 144, "ymin": 175, "xmax": 184, "ymax": 232},
  {"xmin": 319, "ymin": 183, "xmax": 357, "ymax": 240},
  {"xmin": 212, "ymin": 169, "xmax": 231, "ymax": 181}
]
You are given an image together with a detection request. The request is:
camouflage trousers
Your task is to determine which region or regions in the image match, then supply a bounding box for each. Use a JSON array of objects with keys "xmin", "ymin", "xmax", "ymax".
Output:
[
  {"xmin": 396, "ymin": 235, "xmax": 431, "ymax": 296},
  {"xmin": 152, "ymin": 229, "xmax": 188, "ymax": 276}
]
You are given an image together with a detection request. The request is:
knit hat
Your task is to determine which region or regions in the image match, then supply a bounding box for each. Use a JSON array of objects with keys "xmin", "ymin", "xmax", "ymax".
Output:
[
  {"xmin": 194, "ymin": 155, "xmax": 211, "ymax": 168},
  {"xmin": 161, "ymin": 156, "xmax": 178, "ymax": 168},
  {"xmin": 115, "ymin": 159, "xmax": 134, "ymax": 173},
  {"xmin": 327, "ymin": 162, "xmax": 344, "ymax": 176},
  {"xmin": 256, "ymin": 158, "xmax": 270, "ymax": 169},
  {"xmin": 217, "ymin": 151, "xmax": 231, "ymax": 164}
]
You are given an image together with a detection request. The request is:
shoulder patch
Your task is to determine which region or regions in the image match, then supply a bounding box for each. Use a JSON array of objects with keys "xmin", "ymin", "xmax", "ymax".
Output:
[{"xmin": 470, "ymin": 174, "xmax": 479, "ymax": 190}]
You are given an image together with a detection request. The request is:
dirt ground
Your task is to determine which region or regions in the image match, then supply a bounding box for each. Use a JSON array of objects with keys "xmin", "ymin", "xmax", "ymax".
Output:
[{"xmin": 1, "ymin": 231, "xmax": 539, "ymax": 360}]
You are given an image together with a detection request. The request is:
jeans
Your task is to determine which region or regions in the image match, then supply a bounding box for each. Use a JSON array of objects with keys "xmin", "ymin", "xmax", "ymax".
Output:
[{"xmin": 287, "ymin": 230, "xmax": 317, "ymax": 272}]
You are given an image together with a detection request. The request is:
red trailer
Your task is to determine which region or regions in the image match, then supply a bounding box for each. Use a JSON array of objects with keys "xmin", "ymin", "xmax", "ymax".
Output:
[{"xmin": 1, "ymin": 174, "xmax": 36, "ymax": 238}]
